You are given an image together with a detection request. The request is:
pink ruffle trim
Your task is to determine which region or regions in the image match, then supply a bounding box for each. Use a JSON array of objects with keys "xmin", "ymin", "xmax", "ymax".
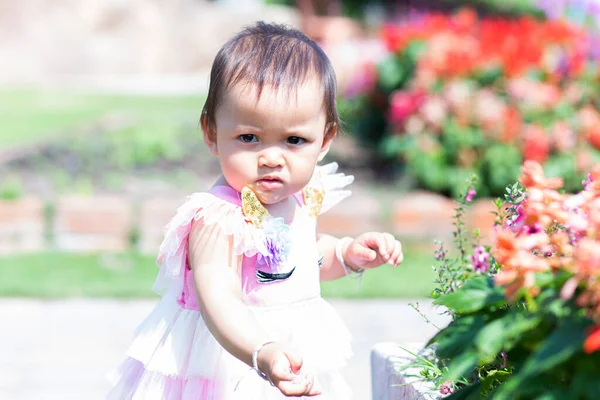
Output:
[{"xmin": 107, "ymin": 358, "xmax": 222, "ymax": 400}]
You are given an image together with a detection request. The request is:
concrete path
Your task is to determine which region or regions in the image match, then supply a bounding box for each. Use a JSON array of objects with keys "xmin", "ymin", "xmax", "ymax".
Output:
[{"xmin": 0, "ymin": 299, "xmax": 450, "ymax": 400}]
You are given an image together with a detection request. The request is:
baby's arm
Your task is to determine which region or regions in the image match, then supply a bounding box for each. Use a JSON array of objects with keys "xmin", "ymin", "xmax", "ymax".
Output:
[
  {"xmin": 317, "ymin": 234, "xmax": 354, "ymax": 281},
  {"xmin": 189, "ymin": 219, "xmax": 321, "ymax": 396},
  {"xmin": 317, "ymin": 232, "xmax": 404, "ymax": 281}
]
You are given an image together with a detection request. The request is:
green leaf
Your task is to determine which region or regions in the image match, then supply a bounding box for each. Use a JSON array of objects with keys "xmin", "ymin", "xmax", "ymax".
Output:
[
  {"xmin": 532, "ymin": 389, "xmax": 572, "ymax": 400},
  {"xmin": 434, "ymin": 275, "xmax": 506, "ymax": 314},
  {"xmin": 543, "ymin": 153, "xmax": 584, "ymax": 193},
  {"xmin": 554, "ymin": 101, "xmax": 575, "ymax": 120},
  {"xmin": 569, "ymin": 354, "xmax": 600, "ymax": 399},
  {"xmin": 380, "ymin": 135, "xmax": 413, "ymax": 158},
  {"xmin": 475, "ymin": 311, "xmax": 541, "ymax": 363},
  {"xmin": 406, "ymin": 148, "xmax": 450, "ymax": 193},
  {"xmin": 482, "ymin": 144, "xmax": 522, "ymax": 197},
  {"xmin": 444, "ymin": 350, "xmax": 478, "ymax": 383},
  {"xmin": 480, "ymin": 370, "xmax": 511, "ymax": 396},
  {"xmin": 429, "ymin": 315, "xmax": 485, "ymax": 359},
  {"xmin": 492, "ymin": 319, "xmax": 590, "ymax": 400},
  {"xmin": 404, "ymin": 40, "xmax": 427, "ymax": 63},
  {"xmin": 377, "ymin": 56, "xmax": 405, "ymax": 92},
  {"xmin": 473, "ymin": 65, "xmax": 503, "ymax": 86}
]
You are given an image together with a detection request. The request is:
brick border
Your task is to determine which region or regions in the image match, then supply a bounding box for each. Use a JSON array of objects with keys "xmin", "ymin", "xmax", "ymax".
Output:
[{"xmin": 0, "ymin": 192, "xmax": 500, "ymax": 253}]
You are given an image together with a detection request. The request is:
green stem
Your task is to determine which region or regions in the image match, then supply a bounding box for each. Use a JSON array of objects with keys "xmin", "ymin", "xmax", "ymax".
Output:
[{"xmin": 524, "ymin": 290, "xmax": 538, "ymax": 313}]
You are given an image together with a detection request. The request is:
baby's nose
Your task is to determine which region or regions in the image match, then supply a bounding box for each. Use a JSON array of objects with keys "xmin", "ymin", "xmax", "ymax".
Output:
[{"xmin": 258, "ymin": 148, "xmax": 284, "ymax": 168}]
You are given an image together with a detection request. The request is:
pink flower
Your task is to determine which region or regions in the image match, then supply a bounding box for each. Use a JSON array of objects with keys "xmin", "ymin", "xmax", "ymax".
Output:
[
  {"xmin": 506, "ymin": 205, "xmax": 525, "ymax": 233},
  {"xmin": 474, "ymin": 89, "xmax": 506, "ymax": 131},
  {"xmin": 344, "ymin": 63, "xmax": 377, "ymax": 98},
  {"xmin": 444, "ymin": 79, "xmax": 473, "ymax": 113},
  {"xmin": 440, "ymin": 381, "xmax": 454, "ymax": 395},
  {"xmin": 388, "ymin": 90, "xmax": 425, "ymax": 125},
  {"xmin": 550, "ymin": 121, "xmax": 576, "ymax": 152},
  {"xmin": 469, "ymin": 245, "xmax": 490, "ymax": 273},
  {"xmin": 583, "ymin": 173, "xmax": 594, "ymax": 190},
  {"xmin": 465, "ymin": 188, "xmax": 476, "ymax": 202},
  {"xmin": 420, "ymin": 95, "xmax": 448, "ymax": 129}
]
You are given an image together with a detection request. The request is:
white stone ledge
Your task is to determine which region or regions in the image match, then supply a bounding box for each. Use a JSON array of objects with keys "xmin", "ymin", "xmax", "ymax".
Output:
[{"xmin": 371, "ymin": 342, "xmax": 440, "ymax": 400}]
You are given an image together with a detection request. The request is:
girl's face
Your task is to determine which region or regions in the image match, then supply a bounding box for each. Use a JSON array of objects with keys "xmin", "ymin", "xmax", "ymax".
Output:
[{"xmin": 204, "ymin": 78, "xmax": 335, "ymax": 205}]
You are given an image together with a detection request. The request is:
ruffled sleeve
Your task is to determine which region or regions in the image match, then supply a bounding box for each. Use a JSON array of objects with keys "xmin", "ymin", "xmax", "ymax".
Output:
[
  {"xmin": 152, "ymin": 192, "xmax": 266, "ymax": 295},
  {"xmin": 304, "ymin": 162, "xmax": 354, "ymax": 216}
]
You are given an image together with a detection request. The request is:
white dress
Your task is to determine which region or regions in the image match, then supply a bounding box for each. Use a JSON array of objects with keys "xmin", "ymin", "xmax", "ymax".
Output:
[{"xmin": 107, "ymin": 163, "xmax": 355, "ymax": 399}]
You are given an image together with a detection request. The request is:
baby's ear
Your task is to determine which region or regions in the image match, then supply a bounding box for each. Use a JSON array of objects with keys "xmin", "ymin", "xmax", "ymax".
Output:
[
  {"xmin": 201, "ymin": 115, "xmax": 218, "ymax": 155},
  {"xmin": 317, "ymin": 122, "xmax": 337, "ymax": 162}
]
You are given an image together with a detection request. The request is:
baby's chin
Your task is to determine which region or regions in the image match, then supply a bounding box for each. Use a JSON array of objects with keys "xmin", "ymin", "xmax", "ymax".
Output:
[
  {"xmin": 253, "ymin": 190, "xmax": 287, "ymax": 206},
  {"xmin": 251, "ymin": 186, "xmax": 294, "ymax": 206}
]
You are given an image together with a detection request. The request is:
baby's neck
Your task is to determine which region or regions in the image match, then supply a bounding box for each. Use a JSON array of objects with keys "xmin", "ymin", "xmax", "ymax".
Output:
[{"xmin": 265, "ymin": 196, "xmax": 298, "ymax": 224}]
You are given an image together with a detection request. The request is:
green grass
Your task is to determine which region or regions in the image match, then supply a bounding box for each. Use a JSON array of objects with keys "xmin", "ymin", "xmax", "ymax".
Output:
[
  {"xmin": 321, "ymin": 249, "xmax": 436, "ymax": 298},
  {"xmin": 0, "ymin": 88, "xmax": 205, "ymax": 148},
  {"xmin": 0, "ymin": 252, "xmax": 159, "ymax": 298},
  {"xmin": 0, "ymin": 250, "xmax": 436, "ymax": 299}
]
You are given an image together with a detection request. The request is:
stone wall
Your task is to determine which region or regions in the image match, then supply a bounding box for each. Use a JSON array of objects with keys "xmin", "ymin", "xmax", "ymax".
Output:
[
  {"xmin": 0, "ymin": 0, "xmax": 300, "ymax": 81},
  {"xmin": 0, "ymin": 191, "xmax": 498, "ymax": 254}
]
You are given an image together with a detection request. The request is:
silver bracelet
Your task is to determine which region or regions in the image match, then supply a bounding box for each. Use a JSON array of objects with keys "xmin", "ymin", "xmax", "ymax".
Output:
[
  {"xmin": 252, "ymin": 341, "xmax": 275, "ymax": 386},
  {"xmin": 335, "ymin": 236, "xmax": 365, "ymax": 280}
]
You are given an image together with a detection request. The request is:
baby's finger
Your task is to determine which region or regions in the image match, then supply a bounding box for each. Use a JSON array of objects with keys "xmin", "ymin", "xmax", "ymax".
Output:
[
  {"xmin": 306, "ymin": 378, "xmax": 323, "ymax": 396},
  {"xmin": 361, "ymin": 232, "xmax": 386, "ymax": 253},
  {"xmin": 382, "ymin": 233, "xmax": 396, "ymax": 259},
  {"xmin": 308, "ymin": 377, "xmax": 323, "ymax": 396},
  {"xmin": 390, "ymin": 241, "xmax": 404, "ymax": 266},
  {"xmin": 268, "ymin": 357, "xmax": 295, "ymax": 384},
  {"xmin": 278, "ymin": 375, "xmax": 321, "ymax": 397},
  {"xmin": 367, "ymin": 232, "xmax": 389, "ymax": 255},
  {"xmin": 284, "ymin": 348, "xmax": 304, "ymax": 375},
  {"xmin": 353, "ymin": 243, "xmax": 377, "ymax": 262}
]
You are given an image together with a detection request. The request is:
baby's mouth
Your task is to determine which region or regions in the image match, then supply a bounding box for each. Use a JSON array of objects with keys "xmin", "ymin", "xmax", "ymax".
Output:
[{"xmin": 256, "ymin": 177, "xmax": 284, "ymax": 191}]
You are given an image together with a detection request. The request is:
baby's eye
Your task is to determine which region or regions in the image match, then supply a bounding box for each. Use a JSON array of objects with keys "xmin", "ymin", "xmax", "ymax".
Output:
[
  {"xmin": 238, "ymin": 134, "xmax": 257, "ymax": 143},
  {"xmin": 287, "ymin": 136, "xmax": 305, "ymax": 145}
]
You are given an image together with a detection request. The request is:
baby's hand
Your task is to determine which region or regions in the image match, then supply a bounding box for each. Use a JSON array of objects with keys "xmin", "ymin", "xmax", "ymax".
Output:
[
  {"xmin": 257, "ymin": 343, "xmax": 322, "ymax": 397},
  {"xmin": 344, "ymin": 232, "xmax": 403, "ymax": 270}
]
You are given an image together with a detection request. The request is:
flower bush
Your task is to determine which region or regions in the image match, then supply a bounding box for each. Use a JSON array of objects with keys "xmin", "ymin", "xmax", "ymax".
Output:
[
  {"xmin": 537, "ymin": 0, "xmax": 600, "ymax": 33},
  {"xmin": 343, "ymin": 8, "xmax": 600, "ymax": 197},
  {"xmin": 412, "ymin": 160, "xmax": 600, "ymax": 398}
]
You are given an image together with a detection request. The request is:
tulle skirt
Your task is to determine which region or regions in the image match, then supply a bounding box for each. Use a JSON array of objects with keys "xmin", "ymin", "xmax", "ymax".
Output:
[{"xmin": 107, "ymin": 294, "xmax": 353, "ymax": 399}]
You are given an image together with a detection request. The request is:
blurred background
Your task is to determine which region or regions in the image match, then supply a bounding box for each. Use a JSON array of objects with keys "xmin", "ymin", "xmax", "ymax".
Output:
[{"xmin": 1, "ymin": 0, "xmax": 599, "ymax": 398}]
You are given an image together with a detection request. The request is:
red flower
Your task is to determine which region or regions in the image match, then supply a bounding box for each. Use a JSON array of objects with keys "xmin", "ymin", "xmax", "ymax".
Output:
[
  {"xmin": 452, "ymin": 8, "xmax": 477, "ymax": 34},
  {"xmin": 584, "ymin": 325, "xmax": 600, "ymax": 354},
  {"xmin": 522, "ymin": 125, "xmax": 550, "ymax": 164}
]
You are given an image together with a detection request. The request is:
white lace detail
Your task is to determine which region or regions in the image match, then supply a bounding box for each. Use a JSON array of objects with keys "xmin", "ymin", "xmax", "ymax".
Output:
[{"xmin": 313, "ymin": 162, "xmax": 354, "ymax": 214}]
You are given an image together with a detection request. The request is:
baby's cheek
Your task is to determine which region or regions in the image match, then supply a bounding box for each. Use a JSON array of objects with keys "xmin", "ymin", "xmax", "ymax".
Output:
[
  {"xmin": 223, "ymin": 153, "xmax": 255, "ymax": 184},
  {"xmin": 293, "ymin": 159, "xmax": 318, "ymax": 185}
]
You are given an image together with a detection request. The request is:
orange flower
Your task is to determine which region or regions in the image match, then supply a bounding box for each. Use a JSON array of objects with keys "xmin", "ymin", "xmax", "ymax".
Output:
[
  {"xmin": 493, "ymin": 230, "xmax": 551, "ymax": 300},
  {"xmin": 584, "ymin": 326, "xmax": 600, "ymax": 354},
  {"xmin": 501, "ymin": 107, "xmax": 522, "ymax": 144},
  {"xmin": 574, "ymin": 239, "xmax": 600, "ymax": 277},
  {"xmin": 520, "ymin": 161, "xmax": 563, "ymax": 190}
]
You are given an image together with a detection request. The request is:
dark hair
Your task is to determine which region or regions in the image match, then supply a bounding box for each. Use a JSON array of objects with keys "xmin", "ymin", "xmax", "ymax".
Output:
[{"xmin": 201, "ymin": 21, "xmax": 339, "ymax": 140}]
